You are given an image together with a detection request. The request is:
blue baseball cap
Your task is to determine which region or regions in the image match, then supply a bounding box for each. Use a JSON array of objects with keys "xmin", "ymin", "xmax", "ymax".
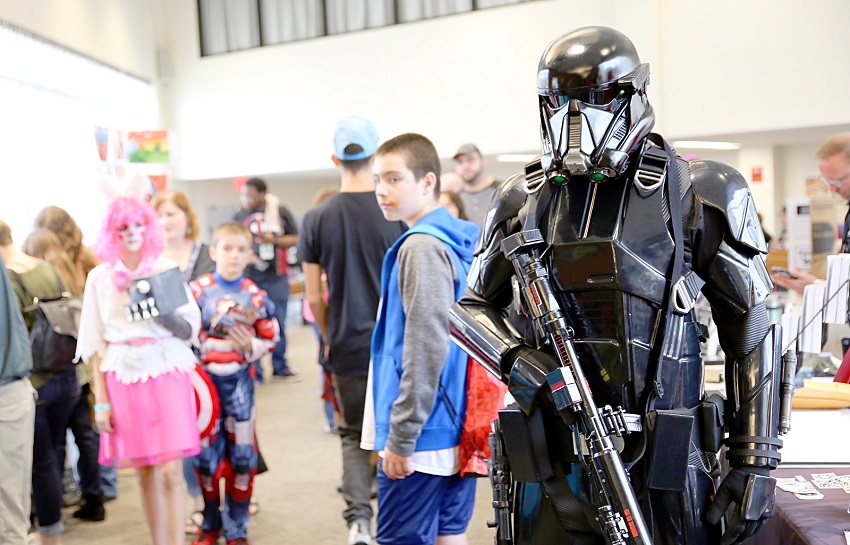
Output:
[{"xmin": 333, "ymin": 117, "xmax": 378, "ymax": 161}]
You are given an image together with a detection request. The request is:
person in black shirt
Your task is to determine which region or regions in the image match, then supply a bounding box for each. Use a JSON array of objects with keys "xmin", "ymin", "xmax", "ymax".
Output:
[
  {"xmin": 298, "ymin": 117, "xmax": 405, "ymax": 545},
  {"xmin": 232, "ymin": 178, "xmax": 299, "ymax": 381}
]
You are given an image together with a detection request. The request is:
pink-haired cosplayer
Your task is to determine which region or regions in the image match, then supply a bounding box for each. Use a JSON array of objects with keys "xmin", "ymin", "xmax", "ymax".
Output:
[{"xmin": 76, "ymin": 198, "xmax": 201, "ymax": 545}]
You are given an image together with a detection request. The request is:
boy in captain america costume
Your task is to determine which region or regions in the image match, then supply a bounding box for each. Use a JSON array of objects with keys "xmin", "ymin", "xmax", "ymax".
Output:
[{"xmin": 189, "ymin": 222, "xmax": 279, "ymax": 545}]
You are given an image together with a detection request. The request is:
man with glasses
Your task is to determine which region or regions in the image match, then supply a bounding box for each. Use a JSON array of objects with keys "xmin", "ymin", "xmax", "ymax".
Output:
[{"xmin": 773, "ymin": 132, "xmax": 850, "ymax": 293}]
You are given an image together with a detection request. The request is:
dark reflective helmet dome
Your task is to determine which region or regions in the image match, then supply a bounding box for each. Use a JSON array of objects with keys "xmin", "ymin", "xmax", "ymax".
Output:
[
  {"xmin": 536, "ymin": 26, "xmax": 655, "ymax": 180},
  {"xmin": 538, "ymin": 26, "xmax": 642, "ymax": 99}
]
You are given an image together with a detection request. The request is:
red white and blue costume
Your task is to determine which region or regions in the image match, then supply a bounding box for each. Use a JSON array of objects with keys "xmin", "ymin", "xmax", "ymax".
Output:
[{"xmin": 189, "ymin": 271, "xmax": 279, "ymax": 542}]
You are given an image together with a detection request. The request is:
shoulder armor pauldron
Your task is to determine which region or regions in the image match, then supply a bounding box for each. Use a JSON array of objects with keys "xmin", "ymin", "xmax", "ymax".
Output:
[{"xmin": 689, "ymin": 160, "xmax": 768, "ymax": 253}]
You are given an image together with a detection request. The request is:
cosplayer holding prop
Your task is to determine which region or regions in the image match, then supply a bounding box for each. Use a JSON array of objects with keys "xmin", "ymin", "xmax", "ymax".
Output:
[
  {"xmin": 449, "ymin": 26, "xmax": 790, "ymax": 545},
  {"xmin": 76, "ymin": 197, "xmax": 202, "ymax": 545}
]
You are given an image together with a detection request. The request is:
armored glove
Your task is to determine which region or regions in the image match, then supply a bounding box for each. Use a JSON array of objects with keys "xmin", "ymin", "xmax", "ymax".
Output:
[
  {"xmin": 706, "ymin": 465, "xmax": 776, "ymax": 545},
  {"xmin": 154, "ymin": 313, "xmax": 192, "ymax": 341},
  {"xmin": 501, "ymin": 345, "xmax": 560, "ymax": 414}
]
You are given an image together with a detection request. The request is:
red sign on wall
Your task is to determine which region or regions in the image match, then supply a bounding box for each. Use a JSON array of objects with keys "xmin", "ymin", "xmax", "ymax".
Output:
[{"xmin": 751, "ymin": 166, "xmax": 763, "ymax": 183}]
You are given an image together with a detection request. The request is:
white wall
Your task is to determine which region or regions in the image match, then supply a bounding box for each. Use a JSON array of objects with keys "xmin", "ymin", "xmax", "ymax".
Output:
[
  {"xmin": 0, "ymin": 0, "xmax": 157, "ymax": 81},
  {"xmin": 3, "ymin": 0, "xmax": 849, "ymax": 236},
  {"xmin": 159, "ymin": 0, "xmax": 850, "ymax": 182},
  {"xmin": 657, "ymin": 0, "xmax": 850, "ymax": 139},
  {"xmin": 158, "ymin": 0, "xmax": 658, "ymax": 181}
]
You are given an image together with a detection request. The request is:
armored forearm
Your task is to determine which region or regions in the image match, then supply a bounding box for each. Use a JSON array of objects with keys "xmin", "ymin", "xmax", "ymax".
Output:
[
  {"xmin": 449, "ymin": 291, "xmax": 522, "ymax": 379},
  {"xmin": 725, "ymin": 324, "xmax": 783, "ymax": 469}
]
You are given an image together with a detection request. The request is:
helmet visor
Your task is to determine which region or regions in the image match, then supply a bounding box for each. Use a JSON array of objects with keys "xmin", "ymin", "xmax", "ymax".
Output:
[{"xmin": 542, "ymin": 83, "xmax": 631, "ymax": 109}]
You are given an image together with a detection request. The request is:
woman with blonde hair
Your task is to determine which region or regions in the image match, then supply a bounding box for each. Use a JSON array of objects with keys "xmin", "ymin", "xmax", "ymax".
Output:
[{"xmin": 150, "ymin": 190, "xmax": 215, "ymax": 283}]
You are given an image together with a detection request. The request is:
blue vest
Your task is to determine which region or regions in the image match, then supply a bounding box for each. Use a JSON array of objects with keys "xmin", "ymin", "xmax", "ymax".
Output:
[{"xmin": 371, "ymin": 208, "xmax": 478, "ymax": 452}]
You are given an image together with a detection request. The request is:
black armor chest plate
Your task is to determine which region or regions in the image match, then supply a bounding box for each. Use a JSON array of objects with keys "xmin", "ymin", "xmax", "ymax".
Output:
[
  {"xmin": 547, "ymin": 174, "xmax": 673, "ymax": 305},
  {"xmin": 535, "ymin": 175, "xmax": 700, "ymax": 410}
]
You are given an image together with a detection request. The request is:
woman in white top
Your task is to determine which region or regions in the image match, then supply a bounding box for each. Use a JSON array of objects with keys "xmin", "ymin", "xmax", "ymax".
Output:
[{"xmin": 76, "ymin": 197, "xmax": 202, "ymax": 545}]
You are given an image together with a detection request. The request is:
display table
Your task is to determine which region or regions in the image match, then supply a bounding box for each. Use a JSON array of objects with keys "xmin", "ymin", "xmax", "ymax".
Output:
[{"xmin": 742, "ymin": 467, "xmax": 850, "ymax": 545}]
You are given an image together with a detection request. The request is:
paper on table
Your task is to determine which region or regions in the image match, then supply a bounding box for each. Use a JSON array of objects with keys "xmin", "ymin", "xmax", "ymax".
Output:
[
  {"xmin": 800, "ymin": 281, "xmax": 827, "ymax": 353},
  {"xmin": 781, "ymin": 313, "xmax": 800, "ymax": 353},
  {"xmin": 823, "ymin": 254, "xmax": 850, "ymax": 324}
]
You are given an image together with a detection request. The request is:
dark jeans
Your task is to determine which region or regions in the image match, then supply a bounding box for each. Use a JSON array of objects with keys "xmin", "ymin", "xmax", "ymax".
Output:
[
  {"xmin": 332, "ymin": 373, "xmax": 373, "ymax": 525},
  {"xmin": 33, "ymin": 369, "xmax": 80, "ymax": 532},
  {"xmin": 260, "ymin": 274, "xmax": 290, "ymax": 377},
  {"xmin": 67, "ymin": 383, "xmax": 102, "ymax": 499}
]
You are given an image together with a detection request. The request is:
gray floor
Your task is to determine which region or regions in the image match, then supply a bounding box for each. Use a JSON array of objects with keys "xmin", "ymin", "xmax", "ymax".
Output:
[{"xmin": 61, "ymin": 325, "xmax": 495, "ymax": 545}]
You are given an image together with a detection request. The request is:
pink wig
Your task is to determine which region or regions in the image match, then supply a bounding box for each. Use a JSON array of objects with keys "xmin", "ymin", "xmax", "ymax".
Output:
[{"xmin": 96, "ymin": 198, "xmax": 162, "ymax": 287}]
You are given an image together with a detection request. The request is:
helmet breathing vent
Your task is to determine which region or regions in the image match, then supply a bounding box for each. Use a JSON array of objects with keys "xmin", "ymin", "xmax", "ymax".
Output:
[{"xmin": 614, "ymin": 121, "xmax": 627, "ymax": 141}]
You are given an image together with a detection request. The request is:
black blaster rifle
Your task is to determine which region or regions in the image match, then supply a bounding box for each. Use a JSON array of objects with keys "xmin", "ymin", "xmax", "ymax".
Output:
[{"xmin": 502, "ymin": 229, "xmax": 651, "ymax": 545}]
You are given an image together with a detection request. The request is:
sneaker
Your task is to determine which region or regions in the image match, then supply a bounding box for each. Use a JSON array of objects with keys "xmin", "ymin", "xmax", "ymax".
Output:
[
  {"xmin": 272, "ymin": 370, "xmax": 302, "ymax": 383},
  {"xmin": 192, "ymin": 529, "xmax": 222, "ymax": 545},
  {"xmin": 348, "ymin": 520, "xmax": 372, "ymax": 545},
  {"xmin": 226, "ymin": 538, "xmax": 250, "ymax": 545}
]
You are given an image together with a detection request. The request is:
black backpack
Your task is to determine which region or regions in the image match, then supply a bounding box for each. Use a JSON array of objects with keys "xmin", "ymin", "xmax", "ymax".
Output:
[{"xmin": 10, "ymin": 266, "xmax": 81, "ymax": 373}]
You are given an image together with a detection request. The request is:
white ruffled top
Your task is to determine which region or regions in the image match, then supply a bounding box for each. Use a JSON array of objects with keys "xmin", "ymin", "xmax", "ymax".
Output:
[{"xmin": 75, "ymin": 257, "xmax": 201, "ymax": 384}]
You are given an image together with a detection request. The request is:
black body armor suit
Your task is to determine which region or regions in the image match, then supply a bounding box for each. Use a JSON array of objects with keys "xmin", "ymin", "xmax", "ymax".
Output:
[{"xmin": 450, "ymin": 27, "xmax": 791, "ymax": 545}]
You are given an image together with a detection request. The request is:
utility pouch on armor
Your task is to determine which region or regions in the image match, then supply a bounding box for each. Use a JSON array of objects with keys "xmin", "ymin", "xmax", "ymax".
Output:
[
  {"xmin": 646, "ymin": 409, "xmax": 695, "ymax": 492},
  {"xmin": 499, "ymin": 405, "xmax": 552, "ymax": 483},
  {"xmin": 699, "ymin": 394, "xmax": 726, "ymax": 453}
]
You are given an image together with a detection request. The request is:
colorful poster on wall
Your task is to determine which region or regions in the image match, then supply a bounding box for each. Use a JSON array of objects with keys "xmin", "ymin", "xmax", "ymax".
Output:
[
  {"xmin": 94, "ymin": 126, "xmax": 109, "ymax": 161},
  {"xmin": 127, "ymin": 130, "xmax": 170, "ymax": 163},
  {"xmin": 148, "ymin": 174, "xmax": 168, "ymax": 192}
]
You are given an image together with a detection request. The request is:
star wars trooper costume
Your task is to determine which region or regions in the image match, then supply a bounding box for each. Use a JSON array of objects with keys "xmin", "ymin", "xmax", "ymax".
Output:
[{"xmin": 449, "ymin": 26, "xmax": 794, "ymax": 545}]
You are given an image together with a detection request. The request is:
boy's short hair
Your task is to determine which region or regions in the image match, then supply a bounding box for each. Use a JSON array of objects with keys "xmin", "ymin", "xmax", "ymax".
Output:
[
  {"xmin": 339, "ymin": 156, "xmax": 373, "ymax": 173},
  {"xmin": 212, "ymin": 222, "xmax": 253, "ymax": 246},
  {"xmin": 376, "ymin": 133, "xmax": 441, "ymax": 196}
]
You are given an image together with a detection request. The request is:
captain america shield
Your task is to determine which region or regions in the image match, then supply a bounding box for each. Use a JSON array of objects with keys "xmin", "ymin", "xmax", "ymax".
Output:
[{"xmin": 190, "ymin": 363, "xmax": 220, "ymax": 438}]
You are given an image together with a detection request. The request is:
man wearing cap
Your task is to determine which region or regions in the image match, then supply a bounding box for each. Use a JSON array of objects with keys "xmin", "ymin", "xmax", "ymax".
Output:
[
  {"xmin": 298, "ymin": 117, "xmax": 406, "ymax": 545},
  {"xmin": 453, "ymin": 143, "xmax": 500, "ymax": 228}
]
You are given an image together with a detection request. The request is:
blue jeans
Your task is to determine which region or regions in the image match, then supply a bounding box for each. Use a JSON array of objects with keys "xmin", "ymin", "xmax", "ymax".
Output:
[
  {"xmin": 33, "ymin": 370, "xmax": 80, "ymax": 534},
  {"xmin": 259, "ymin": 274, "xmax": 290, "ymax": 377},
  {"xmin": 99, "ymin": 463, "xmax": 118, "ymax": 498},
  {"xmin": 183, "ymin": 455, "xmax": 201, "ymax": 498}
]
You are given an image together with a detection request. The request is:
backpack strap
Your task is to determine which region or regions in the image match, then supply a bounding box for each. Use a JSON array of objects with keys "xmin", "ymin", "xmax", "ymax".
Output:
[
  {"xmin": 7, "ymin": 269, "xmax": 34, "ymax": 306},
  {"xmin": 9, "ymin": 265, "xmax": 68, "ymax": 310}
]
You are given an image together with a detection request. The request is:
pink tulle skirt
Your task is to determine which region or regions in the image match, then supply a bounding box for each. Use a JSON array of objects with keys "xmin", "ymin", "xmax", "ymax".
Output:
[{"xmin": 100, "ymin": 369, "xmax": 201, "ymax": 468}]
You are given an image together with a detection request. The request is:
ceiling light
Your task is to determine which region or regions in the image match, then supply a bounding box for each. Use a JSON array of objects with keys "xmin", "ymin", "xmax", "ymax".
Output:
[
  {"xmin": 672, "ymin": 140, "xmax": 742, "ymax": 150},
  {"xmin": 496, "ymin": 154, "xmax": 538, "ymax": 162}
]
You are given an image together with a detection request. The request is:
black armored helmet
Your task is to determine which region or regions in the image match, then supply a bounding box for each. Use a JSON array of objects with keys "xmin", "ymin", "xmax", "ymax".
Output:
[{"xmin": 537, "ymin": 26, "xmax": 654, "ymax": 182}]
